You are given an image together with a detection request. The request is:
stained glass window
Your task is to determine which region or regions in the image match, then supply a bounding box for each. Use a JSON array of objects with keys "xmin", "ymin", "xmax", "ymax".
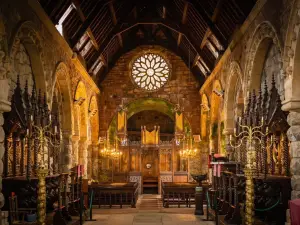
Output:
[{"xmin": 131, "ymin": 53, "xmax": 170, "ymax": 91}]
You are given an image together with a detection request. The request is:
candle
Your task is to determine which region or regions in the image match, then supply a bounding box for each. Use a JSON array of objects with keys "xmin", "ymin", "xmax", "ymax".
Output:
[
  {"xmin": 234, "ymin": 128, "xmax": 236, "ymax": 135},
  {"xmin": 27, "ymin": 129, "xmax": 29, "ymax": 135},
  {"xmin": 30, "ymin": 115, "xmax": 33, "ymax": 121},
  {"xmin": 261, "ymin": 117, "xmax": 264, "ymax": 123},
  {"xmin": 230, "ymin": 134, "xmax": 232, "ymax": 141},
  {"xmin": 266, "ymin": 127, "xmax": 269, "ymax": 133},
  {"xmin": 49, "ymin": 114, "xmax": 51, "ymax": 121},
  {"xmin": 54, "ymin": 126, "xmax": 57, "ymax": 133}
]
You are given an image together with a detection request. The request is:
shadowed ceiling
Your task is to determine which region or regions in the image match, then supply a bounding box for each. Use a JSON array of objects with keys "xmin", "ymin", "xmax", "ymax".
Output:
[{"xmin": 39, "ymin": 0, "xmax": 256, "ymax": 86}]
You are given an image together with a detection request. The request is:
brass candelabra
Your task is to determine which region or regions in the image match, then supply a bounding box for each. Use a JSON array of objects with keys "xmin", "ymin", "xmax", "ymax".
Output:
[
  {"xmin": 28, "ymin": 114, "xmax": 60, "ymax": 225},
  {"xmin": 229, "ymin": 117, "xmax": 268, "ymax": 225}
]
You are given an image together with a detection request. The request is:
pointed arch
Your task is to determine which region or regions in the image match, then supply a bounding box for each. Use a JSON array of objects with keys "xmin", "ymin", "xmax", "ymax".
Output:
[
  {"xmin": 88, "ymin": 95, "xmax": 99, "ymax": 143},
  {"xmin": 200, "ymin": 93, "xmax": 209, "ymax": 140},
  {"xmin": 74, "ymin": 81, "xmax": 88, "ymax": 138},
  {"xmin": 52, "ymin": 62, "xmax": 73, "ymax": 133},
  {"xmin": 9, "ymin": 21, "xmax": 46, "ymax": 94},
  {"xmin": 224, "ymin": 61, "xmax": 244, "ymax": 131},
  {"xmin": 245, "ymin": 21, "xmax": 283, "ymax": 98}
]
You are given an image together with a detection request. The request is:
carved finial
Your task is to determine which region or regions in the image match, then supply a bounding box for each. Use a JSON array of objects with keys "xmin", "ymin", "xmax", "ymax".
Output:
[
  {"xmin": 16, "ymin": 74, "xmax": 20, "ymax": 87},
  {"xmin": 24, "ymin": 80, "xmax": 28, "ymax": 93},
  {"xmin": 272, "ymin": 74, "xmax": 276, "ymax": 88}
]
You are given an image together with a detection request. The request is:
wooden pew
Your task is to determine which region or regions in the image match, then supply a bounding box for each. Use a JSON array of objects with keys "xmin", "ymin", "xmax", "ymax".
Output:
[
  {"xmin": 89, "ymin": 182, "xmax": 139, "ymax": 208},
  {"xmin": 161, "ymin": 182, "xmax": 210, "ymax": 208}
]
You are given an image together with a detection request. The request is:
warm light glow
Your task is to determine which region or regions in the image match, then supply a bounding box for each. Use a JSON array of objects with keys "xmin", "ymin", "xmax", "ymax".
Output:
[{"xmin": 132, "ymin": 53, "xmax": 169, "ymax": 91}]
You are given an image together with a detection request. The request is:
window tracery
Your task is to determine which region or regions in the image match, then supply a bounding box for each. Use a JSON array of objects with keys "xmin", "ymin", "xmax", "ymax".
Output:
[{"xmin": 131, "ymin": 53, "xmax": 170, "ymax": 91}]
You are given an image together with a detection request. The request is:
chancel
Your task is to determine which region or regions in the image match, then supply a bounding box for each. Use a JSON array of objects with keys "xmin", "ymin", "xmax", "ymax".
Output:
[{"xmin": 0, "ymin": 0, "xmax": 299, "ymax": 225}]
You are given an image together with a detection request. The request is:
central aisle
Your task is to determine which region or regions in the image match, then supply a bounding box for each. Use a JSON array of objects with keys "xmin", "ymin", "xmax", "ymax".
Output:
[{"xmin": 85, "ymin": 195, "xmax": 213, "ymax": 225}]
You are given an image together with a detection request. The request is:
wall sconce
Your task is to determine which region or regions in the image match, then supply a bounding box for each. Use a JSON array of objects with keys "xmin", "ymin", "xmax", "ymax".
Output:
[
  {"xmin": 201, "ymin": 103, "xmax": 210, "ymax": 111},
  {"xmin": 213, "ymin": 89, "xmax": 224, "ymax": 97},
  {"xmin": 74, "ymin": 97, "xmax": 85, "ymax": 106},
  {"xmin": 89, "ymin": 109, "xmax": 98, "ymax": 117}
]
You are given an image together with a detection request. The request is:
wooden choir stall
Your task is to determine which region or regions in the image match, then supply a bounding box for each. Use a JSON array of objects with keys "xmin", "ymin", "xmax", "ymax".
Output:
[
  {"xmin": 207, "ymin": 77, "xmax": 291, "ymax": 225},
  {"xmin": 2, "ymin": 76, "xmax": 86, "ymax": 225}
]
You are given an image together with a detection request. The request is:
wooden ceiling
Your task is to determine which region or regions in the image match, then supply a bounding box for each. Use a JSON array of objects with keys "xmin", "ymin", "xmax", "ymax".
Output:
[{"xmin": 39, "ymin": 0, "xmax": 256, "ymax": 86}]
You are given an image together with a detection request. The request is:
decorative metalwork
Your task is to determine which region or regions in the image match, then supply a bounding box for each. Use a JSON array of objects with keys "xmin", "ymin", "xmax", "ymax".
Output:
[{"xmin": 131, "ymin": 53, "xmax": 169, "ymax": 91}]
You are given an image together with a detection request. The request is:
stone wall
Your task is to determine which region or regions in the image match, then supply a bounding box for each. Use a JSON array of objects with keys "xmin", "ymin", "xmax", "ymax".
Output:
[
  {"xmin": 99, "ymin": 45, "xmax": 201, "ymax": 136},
  {"xmin": 0, "ymin": 0, "xmax": 101, "ymax": 210},
  {"xmin": 199, "ymin": 0, "xmax": 300, "ymax": 206}
]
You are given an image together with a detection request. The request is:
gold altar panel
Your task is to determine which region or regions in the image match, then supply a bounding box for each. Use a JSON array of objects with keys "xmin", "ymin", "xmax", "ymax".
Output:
[
  {"xmin": 176, "ymin": 112, "xmax": 183, "ymax": 132},
  {"xmin": 117, "ymin": 111, "xmax": 126, "ymax": 132}
]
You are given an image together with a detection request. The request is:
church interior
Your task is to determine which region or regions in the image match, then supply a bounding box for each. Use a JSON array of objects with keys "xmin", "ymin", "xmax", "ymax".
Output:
[{"xmin": 0, "ymin": 0, "xmax": 300, "ymax": 224}]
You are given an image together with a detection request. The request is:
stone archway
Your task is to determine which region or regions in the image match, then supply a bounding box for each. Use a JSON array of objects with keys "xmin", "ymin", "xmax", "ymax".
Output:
[
  {"xmin": 224, "ymin": 61, "xmax": 244, "ymax": 132},
  {"xmin": 210, "ymin": 80, "xmax": 223, "ymax": 154},
  {"xmin": 74, "ymin": 81, "xmax": 88, "ymax": 177},
  {"xmin": 200, "ymin": 93, "xmax": 209, "ymax": 141},
  {"xmin": 87, "ymin": 96, "xmax": 99, "ymax": 179},
  {"xmin": 52, "ymin": 62, "xmax": 73, "ymax": 173},
  {"xmin": 8, "ymin": 21, "xmax": 46, "ymax": 98},
  {"xmin": 245, "ymin": 22, "xmax": 283, "ymax": 98}
]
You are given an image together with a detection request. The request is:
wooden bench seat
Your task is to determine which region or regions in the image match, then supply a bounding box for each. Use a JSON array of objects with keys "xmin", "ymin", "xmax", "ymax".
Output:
[
  {"xmin": 162, "ymin": 182, "xmax": 211, "ymax": 208},
  {"xmin": 89, "ymin": 182, "xmax": 139, "ymax": 208}
]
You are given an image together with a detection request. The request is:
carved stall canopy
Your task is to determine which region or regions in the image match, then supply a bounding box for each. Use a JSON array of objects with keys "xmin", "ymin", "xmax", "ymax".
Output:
[
  {"xmin": 38, "ymin": 0, "xmax": 256, "ymax": 85},
  {"xmin": 234, "ymin": 76, "xmax": 290, "ymax": 177},
  {"xmin": 3, "ymin": 75, "xmax": 61, "ymax": 178}
]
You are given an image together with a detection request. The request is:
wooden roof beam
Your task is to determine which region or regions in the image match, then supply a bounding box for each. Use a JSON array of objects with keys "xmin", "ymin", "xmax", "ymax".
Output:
[
  {"xmin": 200, "ymin": 0, "xmax": 225, "ymax": 49},
  {"xmin": 185, "ymin": 0, "xmax": 227, "ymax": 48},
  {"xmin": 70, "ymin": 0, "xmax": 102, "ymax": 50},
  {"xmin": 109, "ymin": 2, "xmax": 123, "ymax": 48},
  {"xmin": 177, "ymin": 2, "xmax": 189, "ymax": 46},
  {"xmin": 87, "ymin": 3, "xmax": 136, "ymax": 73},
  {"xmin": 90, "ymin": 17, "xmax": 214, "ymax": 73}
]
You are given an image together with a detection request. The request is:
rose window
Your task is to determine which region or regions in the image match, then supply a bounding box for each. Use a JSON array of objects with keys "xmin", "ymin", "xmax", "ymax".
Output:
[{"xmin": 131, "ymin": 53, "xmax": 170, "ymax": 91}]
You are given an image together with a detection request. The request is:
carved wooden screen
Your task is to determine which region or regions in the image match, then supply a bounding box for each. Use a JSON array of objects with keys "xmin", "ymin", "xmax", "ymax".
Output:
[
  {"xmin": 234, "ymin": 76, "xmax": 290, "ymax": 177},
  {"xmin": 3, "ymin": 76, "xmax": 61, "ymax": 178}
]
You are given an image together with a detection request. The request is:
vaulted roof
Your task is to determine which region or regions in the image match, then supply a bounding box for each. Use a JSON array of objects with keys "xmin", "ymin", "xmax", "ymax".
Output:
[{"xmin": 39, "ymin": 0, "xmax": 256, "ymax": 86}]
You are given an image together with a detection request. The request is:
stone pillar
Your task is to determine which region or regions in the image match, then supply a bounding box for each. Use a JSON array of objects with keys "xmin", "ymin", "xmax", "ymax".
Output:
[
  {"xmin": 79, "ymin": 138, "xmax": 88, "ymax": 178},
  {"xmin": 91, "ymin": 144, "xmax": 99, "ymax": 180},
  {"xmin": 287, "ymin": 112, "xmax": 300, "ymax": 199},
  {"xmin": 0, "ymin": 79, "xmax": 11, "ymax": 210},
  {"xmin": 224, "ymin": 128, "xmax": 234, "ymax": 161},
  {"xmin": 61, "ymin": 131, "xmax": 72, "ymax": 173},
  {"xmin": 72, "ymin": 135, "xmax": 80, "ymax": 166}
]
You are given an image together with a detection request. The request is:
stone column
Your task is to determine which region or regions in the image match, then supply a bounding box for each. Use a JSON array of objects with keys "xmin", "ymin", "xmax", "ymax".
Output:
[
  {"xmin": 0, "ymin": 79, "xmax": 11, "ymax": 210},
  {"xmin": 91, "ymin": 144, "xmax": 99, "ymax": 180},
  {"xmin": 72, "ymin": 135, "xmax": 80, "ymax": 166},
  {"xmin": 224, "ymin": 128, "xmax": 234, "ymax": 161},
  {"xmin": 79, "ymin": 138, "xmax": 88, "ymax": 178},
  {"xmin": 287, "ymin": 112, "xmax": 300, "ymax": 199},
  {"xmin": 61, "ymin": 131, "xmax": 72, "ymax": 173}
]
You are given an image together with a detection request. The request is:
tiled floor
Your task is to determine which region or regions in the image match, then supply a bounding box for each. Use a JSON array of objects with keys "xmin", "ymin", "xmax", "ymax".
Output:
[{"xmin": 85, "ymin": 195, "xmax": 214, "ymax": 225}]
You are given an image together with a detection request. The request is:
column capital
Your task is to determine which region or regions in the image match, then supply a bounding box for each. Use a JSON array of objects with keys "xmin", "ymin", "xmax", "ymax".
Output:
[
  {"xmin": 223, "ymin": 128, "xmax": 234, "ymax": 135},
  {"xmin": 72, "ymin": 135, "xmax": 80, "ymax": 142},
  {"xmin": 282, "ymin": 98, "xmax": 300, "ymax": 113}
]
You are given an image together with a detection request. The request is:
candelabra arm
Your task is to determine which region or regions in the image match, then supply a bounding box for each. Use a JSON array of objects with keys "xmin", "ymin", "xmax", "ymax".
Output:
[
  {"xmin": 252, "ymin": 136, "xmax": 262, "ymax": 144},
  {"xmin": 252, "ymin": 130, "xmax": 268, "ymax": 137},
  {"xmin": 237, "ymin": 121, "xmax": 251, "ymax": 131},
  {"xmin": 252, "ymin": 122, "xmax": 267, "ymax": 131},
  {"xmin": 234, "ymin": 131, "xmax": 249, "ymax": 138}
]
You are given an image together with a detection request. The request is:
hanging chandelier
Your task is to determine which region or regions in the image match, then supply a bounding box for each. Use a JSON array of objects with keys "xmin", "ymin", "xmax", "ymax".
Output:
[{"xmin": 179, "ymin": 136, "xmax": 198, "ymax": 159}]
